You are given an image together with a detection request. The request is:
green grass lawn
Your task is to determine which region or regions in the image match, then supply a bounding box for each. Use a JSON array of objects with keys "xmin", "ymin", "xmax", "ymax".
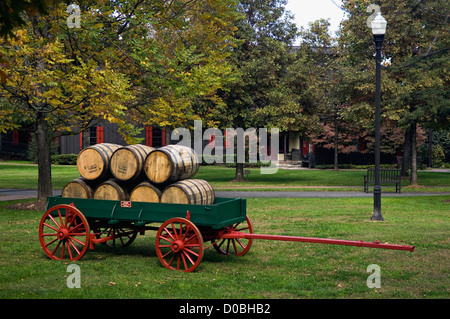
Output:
[
  {"xmin": 0, "ymin": 195, "xmax": 448, "ymax": 299},
  {"xmin": 0, "ymin": 161, "xmax": 449, "ymax": 191}
]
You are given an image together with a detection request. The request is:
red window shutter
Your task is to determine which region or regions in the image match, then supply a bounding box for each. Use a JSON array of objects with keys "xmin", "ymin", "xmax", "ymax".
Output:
[
  {"xmin": 97, "ymin": 126, "xmax": 104, "ymax": 144},
  {"xmin": 359, "ymin": 137, "xmax": 365, "ymax": 153},
  {"xmin": 302, "ymin": 141, "xmax": 308, "ymax": 156},
  {"xmin": 79, "ymin": 132, "xmax": 83, "ymax": 151},
  {"xmin": 224, "ymin": 131, "xmax": 230, "ymax": 149},
  {"xmin": 208, "ymin": 134, "xmax": 215, "ymax": 148},
  {"xmin": 161, "ymin": 129, "xmax": 166, "ymax": 146},
  {"xmin": 145, "ymin": 126, "xmax": 153, "ymax": 146},
  {"xmin": 12, "ymin": 131, "xmax": 19, "ymax": 146}
]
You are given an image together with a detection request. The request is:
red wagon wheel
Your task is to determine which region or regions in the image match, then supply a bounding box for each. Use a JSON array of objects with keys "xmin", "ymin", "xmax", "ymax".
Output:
[
  {"xmin": 39, "ymin": 204, "xmax": 90, "ymax": 261},
  {"xmin": 213, "ymin": 216, "xmax": 254, "ymax": 256},
  {"xmin": 155, "ymin": 218, "xmax": 204, "ymax": 272}
]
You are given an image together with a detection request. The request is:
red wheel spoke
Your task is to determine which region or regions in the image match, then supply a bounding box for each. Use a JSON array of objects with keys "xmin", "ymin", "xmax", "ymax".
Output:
[
  {"xmin": 179, "ymin": 223, "xmax": 185, "ymax": 238},
  {"xmin": 167, "ymin": 254, "xmax": 176, "ymax": 268},
  {"xmin": 185, "ymin": 233, "xmax": 197, "ymax": 244},
  {"xmin": 44, "ymin": 237, "xmax": 59, "ymax": 247},
  {"xmin": 214, "ymin": 238, "xmax": 226, "ymax": 250},
  {"xmin": 182, "ymin": 251, "xmax": 195, "ymax": 266},
  {"xmin": 184, "ymin": 248, "xmax": 199, "ymax": 258},
  {"xmin": 180, "ymin": 252, "xmax": 188, "ymax": 270},
  {"xmin": 70, "ymin": 223, "xmax": 85, "ymax": 233},
  {"xmin": 66, "ymin": 241, "xmax": 73, "ymax": 260},
  {"xmin": 163, "ymin": 227, "xmax": 176, "ymax": 241},
  {"xmin": 60, "ymin": 241, "xmax": 65, "ymax": 259},
  {"xmin": 224, "ymin": 240, "xmax": 230, "ymax": 252},
  {"xmin": 234, "ymin": 238, "xmax": 245, "ymax": 251},
  {"xmin": 67, "ymin": 238, "xmax": 82, "ymax": 255},
  {"xmin": 69, "ymin": 235, "xmax": 88, "ymax": 246},
  {"xmin": 235, "ymin": 225, "xmax": 250, "ymax": 232},
  {"xmin": 57, "ymin": 209, "xmax": 64, "ymax": 228},
  {"xmin": 50, "ymin": 240, "xmax": 62, "ymax": 254},
  {"xmin": 159, "ymin": 234, "xmax": 174, "ymax": 244},
  {"xmin": 47, "ymin": 215, "xmax": 61, "ymax": 229},
  {"xmin": 42, "ymin": 222, "xmax": 59, "ymax": 233},
  {"xmin": 42, "ymin": 232, "xmax": 58, "ymax": 237},
  {"xmin": 171, "ymin": 223, "xmax": 178, "ymax": 238}
]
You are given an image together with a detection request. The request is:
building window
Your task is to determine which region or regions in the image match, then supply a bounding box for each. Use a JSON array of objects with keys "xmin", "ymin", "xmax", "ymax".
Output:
[
  {"xmin": 89, "ymin": 126, "xmax": 97, "ymax": 145},
  {"xmin": 145, "ymin": 126, "xmax": 166, "ymax": 147}
]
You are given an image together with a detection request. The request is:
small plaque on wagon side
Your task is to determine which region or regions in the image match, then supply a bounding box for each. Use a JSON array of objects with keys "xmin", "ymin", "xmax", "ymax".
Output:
[{"xmin": 121, "ymin": 201, "xmax": 132, "ymax": 208}]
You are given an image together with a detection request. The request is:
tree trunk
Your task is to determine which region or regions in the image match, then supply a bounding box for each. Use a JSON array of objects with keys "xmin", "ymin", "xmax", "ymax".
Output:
[
  {"xmin": 333, "ymin": 110, "xmax": 338, "ymax": 170},
  {"xmin": 401, "ymin": 125, "xmax": 411, "ymax": 177},
  {"xmin": 234, "ymin": 162, "xmax": 245, "ymax": 182},
  {"xmin": 427, "ymin": 129, "xmax": 433, "ymax": 168},
  {"xmin": 36, "ymin": 112, "xmax": 53, "ymax": 201},
  {"xmin": 410, "ymin": 122, "xmax": 418, "ymax": 185}
]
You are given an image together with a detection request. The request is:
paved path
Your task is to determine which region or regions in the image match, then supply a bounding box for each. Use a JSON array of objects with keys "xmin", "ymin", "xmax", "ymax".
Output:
[{"xmin": 1, "ymin": 188, "xmax": 449, "ymax": 201}]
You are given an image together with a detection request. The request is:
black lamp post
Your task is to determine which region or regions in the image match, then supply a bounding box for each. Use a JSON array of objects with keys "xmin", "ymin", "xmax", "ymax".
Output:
[{"xmin": 370, "ymin": 11, "xmax": 387, "ymax": 221}]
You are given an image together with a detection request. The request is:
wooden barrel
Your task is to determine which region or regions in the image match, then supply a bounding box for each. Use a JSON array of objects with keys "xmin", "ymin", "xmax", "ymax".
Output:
[
  {"xmin": 62, "ymin": 177, "xmax": 96, "ymax": 199},
  {"xmin": 77, "ymin": 143, "xmax": 121, "ymax": 181},
  {"xmin": 110, "ymin": 144, "xmax": 154, "ymax": 181},
  {"xmin": 93, "ymin": 179, "xmax": 129, "ymax": 201},
  {"xmin": 129, "ymin": 181, "xmax": 162, "ymax": 203},
  {"xmin": 160, "ymin": 179, "xmax": 215, "ymax": 205},
  {"xmin": 144, "ymin": 145, "xmax": 199, "ymax": 184}
]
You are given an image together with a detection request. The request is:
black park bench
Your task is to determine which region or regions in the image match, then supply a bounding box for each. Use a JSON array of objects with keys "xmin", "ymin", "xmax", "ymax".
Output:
[{"xmin": 363, "ymin": 168, "xmax": 401, "ymax": 193}]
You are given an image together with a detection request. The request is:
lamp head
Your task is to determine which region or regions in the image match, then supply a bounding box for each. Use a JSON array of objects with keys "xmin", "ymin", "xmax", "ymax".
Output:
[{"xmin": 371, "ymin": 12, "xmax": 387, "ymax": 35}]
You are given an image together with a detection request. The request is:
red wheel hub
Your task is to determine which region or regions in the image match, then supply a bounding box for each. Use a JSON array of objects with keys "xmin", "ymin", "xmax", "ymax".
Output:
[
  {"xmin": 57, "ymin": 228, "xmax": 70, "ymax": 240},
  {"xmin": 172, "ymin": 240, "xmax": 185, "ymax": 253}
]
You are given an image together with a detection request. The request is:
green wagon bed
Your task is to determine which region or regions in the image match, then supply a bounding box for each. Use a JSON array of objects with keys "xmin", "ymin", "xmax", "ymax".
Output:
[{"xmin": 46, "ymin": 196, "xmax": 247, "ymax": 229}]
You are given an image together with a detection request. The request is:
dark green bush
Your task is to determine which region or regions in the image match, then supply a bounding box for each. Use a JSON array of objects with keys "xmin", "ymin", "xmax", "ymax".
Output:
[{"xmin": 51, "ymin": 154, "xmax": 78, "ymax": 165}]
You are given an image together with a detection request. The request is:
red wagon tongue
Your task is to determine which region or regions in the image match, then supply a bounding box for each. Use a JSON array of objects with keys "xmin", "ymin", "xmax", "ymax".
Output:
[{"xmin": 220, "ymin": 231, "xmax": 415, "ymax": 252}]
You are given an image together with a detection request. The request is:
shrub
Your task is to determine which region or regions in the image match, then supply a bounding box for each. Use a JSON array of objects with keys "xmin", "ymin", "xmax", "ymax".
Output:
[
  {"xmin": 51, "ymin": 154, "xmax": 78, "ymax": 165},
  {"xmin": 420, "ymin": 144, "xmax": 445, "ymax": 167}
]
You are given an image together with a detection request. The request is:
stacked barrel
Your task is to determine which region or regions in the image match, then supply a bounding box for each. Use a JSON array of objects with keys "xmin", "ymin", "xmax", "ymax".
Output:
[{"xmin": 62, "ymin": 144, "xmax": 215, "ymax": 205}]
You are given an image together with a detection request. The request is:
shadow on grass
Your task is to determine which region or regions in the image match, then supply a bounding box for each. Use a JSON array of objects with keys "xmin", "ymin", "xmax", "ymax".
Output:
[{"xmin": 86, "ymin": 236, "xmax": 243, "ymax": 266}]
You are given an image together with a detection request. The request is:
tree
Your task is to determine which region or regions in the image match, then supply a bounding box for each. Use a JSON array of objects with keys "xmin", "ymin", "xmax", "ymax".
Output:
[
  {"xmin": 213, "ymin": 0, "xmax": 324, "ymax": 180},
  {"xmin": 338, "ymin": 0, "xmax": 449, "ymax": 184},
  {"xmin": 0, "ymin": 0, "xmax": 240, "ymax": 200},
  {"xmin": 0, "ymin": 7, "xmax": 132, "ymax": 200},
  {"xmin": 299, "ymin": 19, "xmax": 342, "ymax": 169}
]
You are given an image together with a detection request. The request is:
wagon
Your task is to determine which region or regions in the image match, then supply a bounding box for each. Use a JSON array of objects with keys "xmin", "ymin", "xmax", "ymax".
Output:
[{"xmin": 39, "ymin": 196, "xmax": 414, "ymax": 272}]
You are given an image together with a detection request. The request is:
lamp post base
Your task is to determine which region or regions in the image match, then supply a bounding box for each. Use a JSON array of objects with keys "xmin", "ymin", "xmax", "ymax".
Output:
[{"xmin": 371, "ymin": 186, "xmax": 383, "ymax": 221}]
